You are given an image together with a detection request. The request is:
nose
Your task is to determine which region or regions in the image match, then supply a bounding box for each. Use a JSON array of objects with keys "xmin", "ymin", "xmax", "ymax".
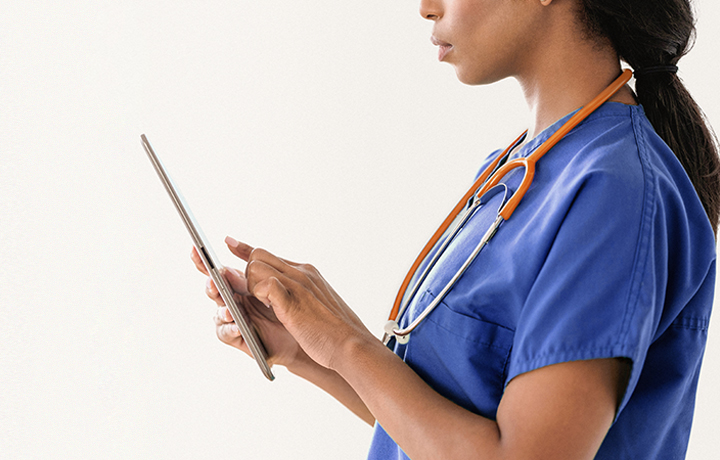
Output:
[{"xmin": 419, "ymin": 0, "xmax": 442, "ymax": 21}]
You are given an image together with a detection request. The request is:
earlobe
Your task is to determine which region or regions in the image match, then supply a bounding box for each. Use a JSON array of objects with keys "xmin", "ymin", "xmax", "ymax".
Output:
[{"xmin": 540, "ymin": 0, "xmax": 553, "ymax": 6}]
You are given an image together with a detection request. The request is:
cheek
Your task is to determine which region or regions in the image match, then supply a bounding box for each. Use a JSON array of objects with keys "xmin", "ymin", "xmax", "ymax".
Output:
[
  {"xmin": 451, "ymin": 1, "xmax": 489, "ymax": 38},
  {"xmin": 449, "ymin": 28, "xmax": 514, "ymax": 84},
  {"xmin": 452, "ymin": 6, "xmax": 541, "ymax": 83},
  {"xmin": 449, "ymin": 1, "xmax": 517, "ymax": 57}
]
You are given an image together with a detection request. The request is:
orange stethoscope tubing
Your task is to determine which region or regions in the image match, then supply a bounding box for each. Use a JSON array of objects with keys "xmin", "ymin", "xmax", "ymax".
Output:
[{"xmin": 383, "ymin": 69, "xmax": 633, "ymax": 344}]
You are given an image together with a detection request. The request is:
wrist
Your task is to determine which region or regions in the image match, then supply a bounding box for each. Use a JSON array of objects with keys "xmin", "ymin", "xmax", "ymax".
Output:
[
  {"xmin": 331, "ymin": 331, "xmax": 387, "ymax": 380},
  {"xmin": 285, "ymin": 349, "xmax": 324, "ymax": 378}
]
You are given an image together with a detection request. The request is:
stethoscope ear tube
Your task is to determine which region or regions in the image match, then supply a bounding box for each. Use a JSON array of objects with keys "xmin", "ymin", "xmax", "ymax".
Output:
[
  {"xmin": 383, "ymin": 69, "xmax": 634, "ymax": 345},
  {"xmin": 383, "ymin": 214, "xmax": 505, "ymax": 345},
  {"xmin": 384, "ymin": 183, "xmax": 511, "ymax": 346},
  {"xmin": 385, "ymin": 131, "xmax": 529, "ymax": 326}
]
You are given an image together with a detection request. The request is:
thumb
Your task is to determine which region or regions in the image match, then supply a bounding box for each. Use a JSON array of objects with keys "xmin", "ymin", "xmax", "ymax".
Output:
[{"xmin": 221, "ymin": 267, "xmax": 250, "ymax": 295}]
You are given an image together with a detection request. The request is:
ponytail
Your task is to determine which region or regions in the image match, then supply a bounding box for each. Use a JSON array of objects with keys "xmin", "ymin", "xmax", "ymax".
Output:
[{"xmin": 579, "ymin": 0, "xmax": 720, "ymax": 235}]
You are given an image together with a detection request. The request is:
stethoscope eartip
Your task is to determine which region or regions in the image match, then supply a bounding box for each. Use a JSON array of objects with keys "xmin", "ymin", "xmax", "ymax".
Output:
[{"xmin": 383, "ymin": 320, "xmax": 399, "ymax": 336}]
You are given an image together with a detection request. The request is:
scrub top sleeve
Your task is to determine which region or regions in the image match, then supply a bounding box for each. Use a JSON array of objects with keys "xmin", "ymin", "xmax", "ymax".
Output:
[{"xmin": 506, "ymin": 151, "xmax": 662, "ymax": 416}]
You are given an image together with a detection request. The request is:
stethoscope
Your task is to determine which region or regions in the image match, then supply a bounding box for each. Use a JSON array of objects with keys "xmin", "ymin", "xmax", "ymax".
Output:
[{"xmin": 382, "ymin": 69, "xmax": 633, "ymax": 346}]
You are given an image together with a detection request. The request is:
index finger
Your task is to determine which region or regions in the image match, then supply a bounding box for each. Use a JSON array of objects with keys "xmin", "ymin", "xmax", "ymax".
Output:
[
  {"xmin": 225, "ymin": 236, "xmax": 254, "ymax": 262},
  {"xmin": 225, "ymin": 236, "xmax": 301, "ymax": 269}
]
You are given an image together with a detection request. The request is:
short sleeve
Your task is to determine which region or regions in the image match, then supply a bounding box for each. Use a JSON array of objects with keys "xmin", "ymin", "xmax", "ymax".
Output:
[{"xmin": 506, "ymin": 133, "xmax": 661, "ymax": 415}]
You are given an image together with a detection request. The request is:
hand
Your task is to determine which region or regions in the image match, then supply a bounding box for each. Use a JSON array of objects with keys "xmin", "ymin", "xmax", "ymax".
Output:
[
  {"xmin": 190, "ymin": 246, "xmax": 305, "ymax": 368},
  {"xmin": 228, "ymin": 237, "xmax": 376, "ymax": 371}
]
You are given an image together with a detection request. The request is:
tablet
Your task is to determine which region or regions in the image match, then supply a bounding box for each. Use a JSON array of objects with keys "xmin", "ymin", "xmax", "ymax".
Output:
[{"xmin": 141, "ymin": 134, "xmax": 274, "ymax": 381}]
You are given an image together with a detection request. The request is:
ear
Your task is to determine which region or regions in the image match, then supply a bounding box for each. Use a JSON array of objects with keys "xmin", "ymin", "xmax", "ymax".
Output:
[{"xmin": 540, "ymin": 0, "xmax": 553, "ymax": 5}]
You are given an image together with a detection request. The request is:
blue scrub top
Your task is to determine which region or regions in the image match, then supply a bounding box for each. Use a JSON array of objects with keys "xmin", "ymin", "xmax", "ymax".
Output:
[{"xmin": 367, "ymin": 103, "xmax": 716, "ymax": 459}]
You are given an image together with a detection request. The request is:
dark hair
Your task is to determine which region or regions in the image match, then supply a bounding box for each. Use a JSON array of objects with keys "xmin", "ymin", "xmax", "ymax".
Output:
[{"xmin": 579, "ymin": 0, "xmax": 720, "ymax": 235}]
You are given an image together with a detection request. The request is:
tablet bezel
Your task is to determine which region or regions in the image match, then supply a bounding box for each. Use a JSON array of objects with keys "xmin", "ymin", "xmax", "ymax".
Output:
[{"xmin": 141, "ymin": 134, "xmax": 274, "ymax": 381}]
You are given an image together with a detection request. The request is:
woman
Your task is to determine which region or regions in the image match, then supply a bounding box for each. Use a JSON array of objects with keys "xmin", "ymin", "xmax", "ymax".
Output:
[{"xmin": 193, "ymin": 0, "xmax": 718, "ymax": 458}]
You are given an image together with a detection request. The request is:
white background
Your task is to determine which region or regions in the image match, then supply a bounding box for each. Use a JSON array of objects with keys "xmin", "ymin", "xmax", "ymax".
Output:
[{"xmin": 1, "ymin": 1, "xmax": 718, "ymax": 459}]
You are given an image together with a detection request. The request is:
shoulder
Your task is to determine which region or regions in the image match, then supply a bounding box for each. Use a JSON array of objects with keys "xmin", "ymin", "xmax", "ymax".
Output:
[
  {"xmin": 540, "ymin": 103, "xmax": 716, "ymax": 318},
  {"xmin": 503, "ymin": 102, "xmax": 715, "ymax": 380},
  {"xmin": 577, "ymin": 104, "xmax": 713, "ymax": 247},
  {"xmin": 540, "ymin": 103, "xmax": 713, "ymax": 240}
]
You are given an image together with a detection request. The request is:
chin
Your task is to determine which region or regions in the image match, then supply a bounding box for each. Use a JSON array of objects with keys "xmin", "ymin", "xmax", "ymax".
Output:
[
  {"xmin": 455, "ymin": 70, "xmax": 493, "ymax": 86},
  {"xmin": 454, "ymin": 66, "xmax": 506, "ymax": 86}
]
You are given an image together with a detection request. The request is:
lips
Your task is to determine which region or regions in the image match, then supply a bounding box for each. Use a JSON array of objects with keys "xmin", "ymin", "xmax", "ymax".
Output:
[{"xmin": 430, "ymin": 36, "xmax": 453, "ymax": 61}]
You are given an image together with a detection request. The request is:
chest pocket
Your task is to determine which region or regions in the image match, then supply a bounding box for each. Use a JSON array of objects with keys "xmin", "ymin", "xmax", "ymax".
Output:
[{"xmin": 396, "ymin": 290, "xmax": 514, "ymax": 420}]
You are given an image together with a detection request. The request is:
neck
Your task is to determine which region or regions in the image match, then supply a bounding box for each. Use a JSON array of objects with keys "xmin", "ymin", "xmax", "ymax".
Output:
[{"xmin": 514, "ymin": 8, "xmax": 636, "ymax": 139}]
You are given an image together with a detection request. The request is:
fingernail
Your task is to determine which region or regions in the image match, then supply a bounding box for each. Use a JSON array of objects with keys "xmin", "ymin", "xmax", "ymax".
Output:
[
  {"xmin": 254, "ymin": 285, "xmax": 271, "ymax": 308},
  {"xmin": 225, "ymin": 236, "xmax": 238, "ymax": 247},
  {"xmin": 257, "ymin": 296, "xmax": 272, "ymax": 309}
]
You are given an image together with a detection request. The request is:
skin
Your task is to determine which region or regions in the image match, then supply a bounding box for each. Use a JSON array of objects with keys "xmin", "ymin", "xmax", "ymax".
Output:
[
  {"xmin": 421, "ymin": 0, "xmax": 636, "ymax": 136},
  {"xmin": 193, "ymin": 0, "xmax": 634, "ymax": 458}
]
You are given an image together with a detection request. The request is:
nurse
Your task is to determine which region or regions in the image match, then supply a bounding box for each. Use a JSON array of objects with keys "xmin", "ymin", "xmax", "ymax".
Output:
[{"xmin": 193, "ymin": 0, "xmax": 719, "ymax": 458}]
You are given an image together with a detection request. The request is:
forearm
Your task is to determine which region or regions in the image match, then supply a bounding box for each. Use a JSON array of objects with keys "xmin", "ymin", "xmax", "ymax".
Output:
[
  {"xmin": 240, "ymin": 245, "xmax": 619, "ymax": 459},
  {"xmin": 333, "ymin": 336, "xmax": 501, "ymax": 460},
  {"xmin": 287, "ymin": 353, "xmax": 375, "ymax": 426}
]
